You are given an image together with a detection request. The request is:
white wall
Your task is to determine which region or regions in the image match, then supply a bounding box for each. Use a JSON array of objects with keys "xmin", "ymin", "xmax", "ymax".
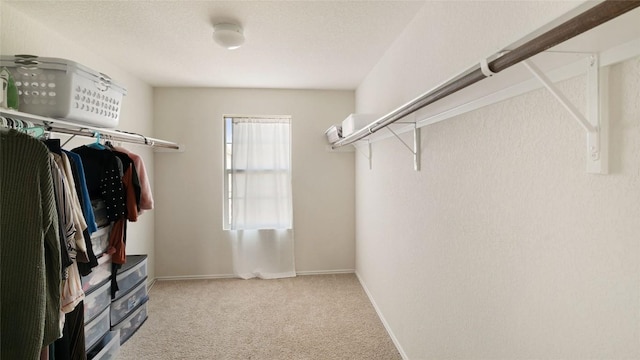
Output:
[
  {"xmin": 1, "ymin": 4, "xmax": 158, "ymax": 279},
  {"xmin": 355, "ymin": 1, "xmax": 640, "ymax": 359},
  {"xmin": 153, "ymin": 88, "xmax": 355, "ymax": 277}
]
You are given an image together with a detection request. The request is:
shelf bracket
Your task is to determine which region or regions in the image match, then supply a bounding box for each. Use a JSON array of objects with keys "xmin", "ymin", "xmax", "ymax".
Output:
[
  {"xmin": 354, "ymin": 140, "xmax": 372, "ymax": 170},
  {"xmin": 522, "ymin": 55, "xmax": 607, "ymax": 174},
  {"xmin": 386, "ymin": 124, "xmax": 421, "ymax": 171}
]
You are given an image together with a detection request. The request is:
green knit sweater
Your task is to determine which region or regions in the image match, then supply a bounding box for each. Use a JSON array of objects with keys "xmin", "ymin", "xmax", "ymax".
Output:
[{"xmin": 1, "ymin": 129, "xmax": 62, "ymax": 359}]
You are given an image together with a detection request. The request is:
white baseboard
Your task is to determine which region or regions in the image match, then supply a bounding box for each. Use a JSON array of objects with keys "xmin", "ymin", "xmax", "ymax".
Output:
[
  {"xmin": 148, "ymin": 277, "xmax": 157, "ymax": 291},
  {"xmin": 296, "ymin": 269, "xmax": 355, "ymax": 276},
  {"xmin": 155, "ymin": 273, "xmax": 236, "ymax": 281},
  {"xmin": 355, "ymin": 271, "xmax": 409, "ymax": 360},
  {"xmin": 154, "ymin": 270, "xmax": 355, "ymax": 282}
]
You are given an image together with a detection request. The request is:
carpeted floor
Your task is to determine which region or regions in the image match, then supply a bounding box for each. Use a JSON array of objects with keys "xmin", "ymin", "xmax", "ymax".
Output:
[{"xmin": 117, "ymin": 274, "xmax": 401, "ymax": 360}]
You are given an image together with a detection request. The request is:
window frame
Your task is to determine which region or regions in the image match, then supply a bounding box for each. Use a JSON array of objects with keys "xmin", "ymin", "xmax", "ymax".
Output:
[{"xmin": 223, "ymin": 115, "xmax": 292, "ymax": 230}]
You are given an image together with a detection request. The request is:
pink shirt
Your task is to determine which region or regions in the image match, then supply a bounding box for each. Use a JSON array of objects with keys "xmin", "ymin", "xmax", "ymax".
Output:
[{"xmin": 113, "ymin": 146, "xmax": 154, "ymax": 212}]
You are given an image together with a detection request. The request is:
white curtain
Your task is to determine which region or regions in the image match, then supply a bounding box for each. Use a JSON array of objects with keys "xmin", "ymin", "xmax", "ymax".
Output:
[
  {"xmin": 229, "ymin": 118, "xmax": 295, "ymax": 279},
  {"xmin": 231, "ymin": 229, "xmax": 295, "ymax": 279}
]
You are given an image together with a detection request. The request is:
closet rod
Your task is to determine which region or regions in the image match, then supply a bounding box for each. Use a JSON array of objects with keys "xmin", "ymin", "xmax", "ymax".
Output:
[
  {"xmin": 331, "ymin": 0, "xmax": 640, "ymax": 148},
  {"xmin": 43, "ymin": 126, "xmax": 179, "ymax": 150},
  {"xmin": 0, "ymin": 109, "xmax": 181, "ymax": 150}
]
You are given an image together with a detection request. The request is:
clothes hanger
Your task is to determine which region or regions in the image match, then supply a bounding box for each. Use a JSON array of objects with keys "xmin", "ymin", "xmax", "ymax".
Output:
[
  {"xmin": 87, "ymin": 131, "xmax": 106, "ymax": 150},
  {"xmin": 7, "ymin": 117, "xmax": 47, "ymax": 139},
  {"xmin": 22, "ymin": 126, "xmax": 46, "ymax": 138},
  {"xmin": 0, "ymin": 116, "xmax": 9, "ymax": 133}
]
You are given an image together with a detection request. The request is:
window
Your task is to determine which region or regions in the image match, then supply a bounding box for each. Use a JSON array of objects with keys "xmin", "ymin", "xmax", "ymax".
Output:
[{"xmin": 224, "ymin": 116, "xmax": 292, "ymax": 230}]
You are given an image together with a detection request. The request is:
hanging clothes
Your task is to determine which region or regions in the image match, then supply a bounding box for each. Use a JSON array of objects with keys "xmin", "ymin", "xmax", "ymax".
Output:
[
  {"xmin": 63, "ymin": 149, "xmax": 98, "ymax": 234},
  {"xmin": 49, "ymin": 155, "xmax": 85, "ymax": 314},
  {"xmin": 113, "ymin": 146, "xmax": 153, "ymax": 212},
  {"xmin": 47, "ymin": 153, "xmax": 74, "ymax": 278},
  {"xmin": 110, "ymin": 148, "xmax": 140, "ymax": 223},
  {"xmin": 50, "ymin": 149, "xmax": 89, "ymax": 261},
  {"xmin": 72, "ymin": 145, "xmax": 142, "ymax": 265},
  {"xmin": 53, "ymin": 300, "xmax": 87, "ymax": 360},
  {"xmin": 1, "ymin": 119, "xmax": 164, "ymax": 359},
  {"xmin": 0, "ymin": 129, "xmax": 62, "ymax": 360},
  {"xmin": 71, "ymin": 145, "xmax": 126, "ymax": 222},
  {"xmin": 62, "ymin": 149, "xmax": 99, "ymax": 276},
  {"xmin": 106, "ymin": 149, "xmax": 140, "ymax": 266}
]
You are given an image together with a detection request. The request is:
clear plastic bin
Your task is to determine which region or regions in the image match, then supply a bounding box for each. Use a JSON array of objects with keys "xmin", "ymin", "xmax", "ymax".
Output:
[
  {"xmin": 90, "ymin": 225, "xmax": 111, "ymax": 257},
  {"xmin": 84, "ymin": 280, "xmax": 110, "ymax": 324},
  {"xmin": 85, "ymin": 306, "xmax": 110, "ymax": 351},
  {"xmin": 87, "ymin": 330, "xmax": 120, "ymax": 360},
  {"xmin": 91, "ymin": 199, "xmax": 109, "ymax": 228},
  {"xmin": 82, "ymin": 253, "xmax": 112, "ymax": 293},
  {"xmin": 110, "ymin": 278, "xmax": 148, "ymax": 326},
  {"xmin": 113, "ymin": 255, "xmax": 147, "ymax": 300},
  {"xmin": 111, "ymin": 300, "xmax": 148, "ymax": 345}
]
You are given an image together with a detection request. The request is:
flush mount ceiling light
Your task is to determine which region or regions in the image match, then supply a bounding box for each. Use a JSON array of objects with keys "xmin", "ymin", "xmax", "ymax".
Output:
[{"xmin": 212, "ymin": 23, "xmax": 245, "ymax": 50}]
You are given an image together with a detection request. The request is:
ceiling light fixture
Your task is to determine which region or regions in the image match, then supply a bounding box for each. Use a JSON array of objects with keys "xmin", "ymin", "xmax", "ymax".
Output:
[{"xmin": 212, "ymin": 23, "xmax": 245, "ymax": 50}]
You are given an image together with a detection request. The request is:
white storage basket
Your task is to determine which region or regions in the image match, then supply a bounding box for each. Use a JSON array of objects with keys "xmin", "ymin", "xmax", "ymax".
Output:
[{"xmin": 0, "ymin": 55, "xmax": 126, "ymax": 128}]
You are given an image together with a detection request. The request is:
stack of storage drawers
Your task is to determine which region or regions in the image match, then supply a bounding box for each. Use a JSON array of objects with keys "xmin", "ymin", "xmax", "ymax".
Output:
[
  {"xmin": 82, "ymin": 229, "xmax": 149, "ymax": 357},
  {"xmin": 82, "ymin": 226, "xmax": 120, "ymax": 359},
  {"xmin": 110, "ymin": 255, "xmax": 149, "ymax": 345}
]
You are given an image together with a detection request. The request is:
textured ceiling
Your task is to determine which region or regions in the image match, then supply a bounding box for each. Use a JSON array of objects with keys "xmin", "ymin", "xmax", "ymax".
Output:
[{"xmin": 4, "ymin": 0, "xmax": 425, "ymax": 89}]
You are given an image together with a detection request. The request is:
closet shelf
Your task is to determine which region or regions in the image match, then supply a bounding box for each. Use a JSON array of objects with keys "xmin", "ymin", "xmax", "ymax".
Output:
[
  {"xmin": 0, "ymin": 109, "xmax": 183, "ymax": 151},
  {"xmin": 329, "ymin": 0, "xmax": 640, "ymax": 174}
]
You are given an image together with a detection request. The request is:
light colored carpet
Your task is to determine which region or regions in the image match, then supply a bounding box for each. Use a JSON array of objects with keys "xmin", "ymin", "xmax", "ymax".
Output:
[{"xmin": 117, "ymin": 274, "xmax": 401, "ymax": 360}]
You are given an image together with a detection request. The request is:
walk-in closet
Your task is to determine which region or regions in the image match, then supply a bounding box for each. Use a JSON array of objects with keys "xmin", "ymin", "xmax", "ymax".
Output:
[{"xmin": 2, "ymin": 1, "xmax": 639, "ymax": 359}]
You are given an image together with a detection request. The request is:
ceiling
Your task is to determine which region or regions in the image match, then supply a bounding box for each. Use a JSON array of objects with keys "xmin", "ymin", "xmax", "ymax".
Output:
[{"xmin": 4, "ymin": 0, "xmax": 426, "ymax": 90}]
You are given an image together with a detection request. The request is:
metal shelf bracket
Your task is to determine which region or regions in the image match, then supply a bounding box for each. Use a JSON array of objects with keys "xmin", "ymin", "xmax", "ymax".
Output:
[
  {"xmin": 354, "ymin": 140, "xmax": 372, "ymax": 170},
  {"xmin": 386, "ymin": 124, "xmax": 421, "ymax": 171},
  {"xmin": 523, "ymin": 55, "xmax": 608, "ymax": 174}
]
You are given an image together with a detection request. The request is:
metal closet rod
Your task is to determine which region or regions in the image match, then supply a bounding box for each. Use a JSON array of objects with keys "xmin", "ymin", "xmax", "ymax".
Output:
[
  {"xmin": 48, "ymin": 126, "xmax": 180, "ymax": 149},
  {"xmin": 1, "ymin": 109, "xmax": 181, "ymax": 150},
  {"xmin": 332, "ymin": 0, "xmax": 640, "ymax": 148}
]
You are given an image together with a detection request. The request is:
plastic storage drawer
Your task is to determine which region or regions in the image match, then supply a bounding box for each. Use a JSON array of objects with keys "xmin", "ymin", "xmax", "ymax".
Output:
[
  {"xmin": 0, "ymin": 55, "xmax": 126, "ymax": 128},
  {"xmin": 111, "ymin": 300, "xmax": 148, "ymax": 345},
  {"xmin": 91, "ymin": 199, "xmax": 109, "ymax": 228},
  {"xmin": 85, "ymin": 306, "xmax": 110, "ymax": 351},
  {"xmin": 84, "ymin": 280, "xmax": 110, "ymax": 324},
  {"xmin": 113, "ymin": 255, "xmax": 147, "ymax": 300},
  {"xmin": 111, "ymin": 277, "xmax": 148, "ymax": 325},
  {"xmin": 91, "ymin": 225, "xmax": 111, "ymax": 257},
  {"xmin": 87, "ymin": 330, "xmax": 120, "ymax": 360},
  {"xmin": 82, "ymin": 254, "xmax": 112, "ymax": 293}
]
